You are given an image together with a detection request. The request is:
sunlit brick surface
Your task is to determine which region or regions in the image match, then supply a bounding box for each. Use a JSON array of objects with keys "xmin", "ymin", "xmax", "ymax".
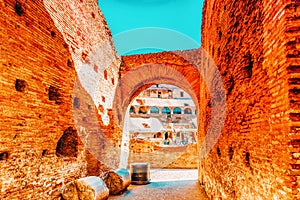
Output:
[
  {"xmin": 200, "ymin": 0, "xmax": 300, "ymax": 199},
  {"xmin": 1, "ymin": 0, "xmax": 299, "ymax": 199},
  {"xmin": 0, "ymin": 0, "xmax": 119, "ymax": 199}
]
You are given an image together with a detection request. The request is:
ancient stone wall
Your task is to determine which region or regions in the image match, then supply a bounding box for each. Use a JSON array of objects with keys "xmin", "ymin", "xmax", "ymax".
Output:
[
  {"xmin": 119, "ymin": 51, "xmax": 202, "ymax": 116},
  {"xmin": 117, "ymin": 51, "xmax": 203, "ymax": 169},
  {"xmin": 0, "ymin": 0, "xmax": 120, "ymax": 199},
  {"xmin": 2, "ymin": 0, "xmax": 298, "ymax": 198},
  {"xmin": 200, "ymin": 0, "xmax": 298, "ymax": 199},
  {"xmin": 128, "ymin": 139, "xmax": 198, "ymax": 168},
  {"xmin": 286, "ymin": 1, "xmax": 300, "ymax": 198}
]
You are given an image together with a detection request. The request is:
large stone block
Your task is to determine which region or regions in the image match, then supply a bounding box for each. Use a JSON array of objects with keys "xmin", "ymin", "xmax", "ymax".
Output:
[
  {"xmin": 103, "ymin": 168, "xmax": 131, "ymax": 195},
  {"xmin": 61, "ymin": 176, "xmax": 109, "ymax": 200}
]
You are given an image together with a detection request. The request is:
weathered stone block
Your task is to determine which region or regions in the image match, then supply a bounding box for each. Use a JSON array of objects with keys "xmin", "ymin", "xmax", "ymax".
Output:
[
  {"xmin": 103, "ymin": 168, "xmax": 130, "ymax": 195},
  {"xmin": 61, "ymin": 176, "xmax": 109, "ymax": 200}
]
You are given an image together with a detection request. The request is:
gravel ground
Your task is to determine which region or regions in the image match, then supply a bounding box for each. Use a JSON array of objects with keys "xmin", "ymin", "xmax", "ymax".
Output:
[{"xmin": 108, "ymin": 169, "xmax": 209, "ymax": 200}]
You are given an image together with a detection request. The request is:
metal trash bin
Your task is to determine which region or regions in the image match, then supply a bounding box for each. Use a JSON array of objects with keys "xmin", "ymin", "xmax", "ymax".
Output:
[{"xmin": 130, "ymin": 163, "xmax": 150, "ymax": 185}]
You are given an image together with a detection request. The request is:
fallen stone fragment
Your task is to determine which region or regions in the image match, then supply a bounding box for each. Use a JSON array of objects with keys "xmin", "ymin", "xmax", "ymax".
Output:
[
  {"xmin": 61, "ymin": 176, "xmax": 109, "ymax": 200},
  {"xmin": 103, "ymin": 168, "xmax": 131, "ymax": 195}
]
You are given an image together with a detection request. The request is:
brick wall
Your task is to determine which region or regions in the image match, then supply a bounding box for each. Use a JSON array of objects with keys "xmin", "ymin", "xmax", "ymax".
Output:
[
  {"xmin": 200, "ymin": 0, "xmax": 298, "ymax": 199},
  {"xmin": 116, "ymin": 51, "xmax": 203, "ymax": 169},
  {"xmin": 128, "ymin": 139, "xmax": 198, "ymax": 168},
  {"xmin": 286, "ymin": 1, "xmax": 300, "ymax": 198},
  {"xmin": 2, "ymin": 0, "xmax": 298, "ymax": 198},
  {"xmin": 0, "ymin": 0, "xmax": 120, "ymax": 199},
  {"xmin": 119, "ymin": 51, "xmax": 202, "ymax": 118}
]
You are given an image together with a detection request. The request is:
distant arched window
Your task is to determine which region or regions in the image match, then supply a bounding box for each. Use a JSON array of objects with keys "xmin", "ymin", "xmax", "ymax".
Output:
[
  {"xmin": 129, "ymin": 106, "xmax": 135, "ymax": 114},
  {"xmin": 173, "ymin": 107, "xmax": 182, "ymax": 114},
  {"xmin": 150, "ymin": 106, "xmax": 159, "ymax": 114},
  {"xmin": 162, "ymin": 107, "xmax": 171, "ymax": 114},
  {"xmin": 138, "ymin": 106, "xmax": 147, "ymax": 114},
  {"xmin": 184, "ymin": 108, "xmax": 192, "ymax": 114}
]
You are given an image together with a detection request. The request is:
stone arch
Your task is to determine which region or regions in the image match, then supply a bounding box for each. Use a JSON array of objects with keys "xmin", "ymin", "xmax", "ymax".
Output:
[
  {"xmin": 113, "ymin": 62, "xmax": 201, "ymax": 129},
  {"xmin": 113, "ymin": 51, "xmax": 203, "ymax": 126},
  {"xmin": 113, "ymin": 49, "xmax": 226, "ymax": 168},
  {"xmin": 149, "ymin": 106, "xmax": 159, "ymax": 114},
  {"xmin": 138, "ymin": 106, "xmax": 148, "ymax": 114},
  {"xmin": 184, "ymin": 107, "xmax": 193, "ymax": 114},
  {"xmin": 113, "ymin": 52, "xmax": 204, "ymax": 169},
  {"xmin": 173, "ymin": 107, "xmax": 182, "ymax": 114},
  {"xmin": 162, "ymin": 107, "xmax": 171, "ymax": 114}
]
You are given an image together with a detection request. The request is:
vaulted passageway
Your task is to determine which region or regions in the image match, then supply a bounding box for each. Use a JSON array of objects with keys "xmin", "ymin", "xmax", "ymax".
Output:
[
  {"xmin": 1, "ymin": 0, "xmax": 300, "ymax": 199},
  {"xmin": 112, "ymin": 49, "xmax": 226, "ymax": 170}
]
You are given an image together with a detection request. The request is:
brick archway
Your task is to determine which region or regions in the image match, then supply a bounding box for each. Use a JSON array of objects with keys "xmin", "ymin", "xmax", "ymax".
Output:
[
  {"xmin": 112, "ymin": 51, "xmax": 203, "ymax": 169},
  {"xmin": 113, "ymin": 51, "xmax": 201, "ymax": 130},
  {"xmin": 113, "ymin": 48, "xmax": 226, "ymax": 169}
]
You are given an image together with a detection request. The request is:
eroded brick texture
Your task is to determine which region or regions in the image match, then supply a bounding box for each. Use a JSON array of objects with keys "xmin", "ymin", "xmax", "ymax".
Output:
[
  {"xmin": 127, "ymin": 139, "xmax": 198, "ymax": 169},
  {"xmin": 2, "ymin": 0, "xmax": 298, "ymax": 198},
  {"xmin": 200, "ymin": 0, "xmax": 298, "ymax": 199},
  {"xmin": 119, "ymin": 51, "xmax": 202, "ymax": 116},
  {"xmin": 286, "ymin": 1, "xmax": 300, "ymax": 198},
  {"xmin": 0, "ymin": 0, "xmax": 120, "ymax": 199},
  {"xmin": 44, "ymin": 0, "xmax": 121, "ymax": 126},
  {"xmin": 118, "ymin": 51, "xmax": 204, "ymax": 169},
  {"xmin": 43, "ymin": 0, "xmax": 122, "ymax": 170}
]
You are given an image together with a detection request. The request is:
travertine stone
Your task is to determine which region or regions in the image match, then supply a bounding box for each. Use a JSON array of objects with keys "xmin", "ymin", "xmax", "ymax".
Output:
[
  {"xmin": 103, "ymin": 168, "xmax": 131, "ymax": 195},
  {"xmin": 61, "ymin": 176, "xmax": 109, "ymax": 200}
]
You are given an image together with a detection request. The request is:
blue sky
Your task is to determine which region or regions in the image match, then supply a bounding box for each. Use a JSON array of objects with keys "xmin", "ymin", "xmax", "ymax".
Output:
[{"xmin": 98, "ymin": 0, "xmax": 204, "ymax": 55}]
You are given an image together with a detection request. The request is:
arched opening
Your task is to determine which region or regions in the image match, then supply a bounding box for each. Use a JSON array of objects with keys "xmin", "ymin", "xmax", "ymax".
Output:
[
  {"xmin": 116, "ymin": 80, "xmax": 199, "ymax": 172},
  {"xmin": 56, "ymin": 126, "xmax": 79, "ymax": 158},
  {"xmin": 112, "ymin": 53, "xmax": 202, "ymax": 171},
  {"xmin": 184, "ymin": 108, "xmax": 192, "ymax": 114},
  {"xmin": 112, "ymin": 50, "xmax": 226, "ymax": 189},
  {"xmin": 129, "ymin": 106, "xmax": 135, "ymax": 114},
  {"xmin": 138, "ymin": 106, "xmax": 148, "ymax": 114},
  {"xmin": 116, "ymin": 82, "xmax": 203, "ymax": 196},
  {"xmin": 150, "ymin": 106, "xmax": 159, "ymax": 114},
  {"xmin": 162, "ymin": 107, "xmax": 171, "ymax": 115},
  {"xmin": 173, "ymin": 107, "xmax": 182, "ymax": 114}
]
